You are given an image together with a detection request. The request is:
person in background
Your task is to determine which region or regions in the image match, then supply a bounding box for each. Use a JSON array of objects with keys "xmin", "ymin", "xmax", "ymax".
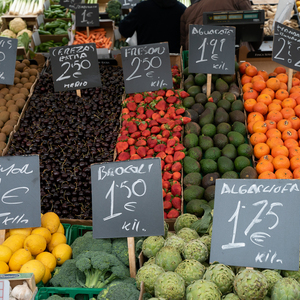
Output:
[
  {"xmin": 180, "ymin": 0, "xmax": 252, "ymax": 50},
  {"xmin": 118, "ymin": 0, "xmax": 186, "ymax": 53}
]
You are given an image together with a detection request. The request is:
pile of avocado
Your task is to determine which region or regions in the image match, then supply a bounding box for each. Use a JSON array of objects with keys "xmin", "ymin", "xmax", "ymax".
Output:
[{"xmin": 182, "ymin": 67, "xmax": 258, "ymax": 218}]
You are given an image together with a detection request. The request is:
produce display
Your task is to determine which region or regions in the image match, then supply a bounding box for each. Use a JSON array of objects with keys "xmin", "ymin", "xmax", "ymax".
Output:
[
  {"xmin": 37, "ymin": 19, "xmax": 71, "ymax": 35},
  {"xmin": 8, "ymin": 0, "xmax": 44, "ymax": 15},
  {"xmin": 34, "ymin": 38, "xmax": 69, "ymax": 52},
  {"xmin": 43, "ymin": 5, "xmax": 73, "ymax": 19},
  {"xmin": 73, "ymin": 28, "xmax": 112, "ymax": 48}
]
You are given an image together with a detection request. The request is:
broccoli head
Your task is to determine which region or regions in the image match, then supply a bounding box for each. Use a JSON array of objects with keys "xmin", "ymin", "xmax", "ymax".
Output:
[
  {"xmin": 75, "ymin": 250, "xmax": 130, "ymax": 289},
  {"xmin": 106, "ymin": 0, "xmax": 122, "ymax": 24},
  {"xmin": 112, "ymin": 238, "xmax": 129, "ymax": 267}
]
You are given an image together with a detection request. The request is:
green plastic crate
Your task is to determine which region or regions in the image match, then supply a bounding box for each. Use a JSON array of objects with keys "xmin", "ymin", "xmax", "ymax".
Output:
[
  {"xmin": 35, "ymin": 287, "xmax": 103, "ymax": 300},
  {"xmin": 62, "ymin": 223, "xmax": 71, "ymax": 245},
  {"xmin": 68, "ymin": 224, "xmax": 92, "ymax": 245},
  {"xmin": 182, "ymin": 50, "xmax": 189, "ymax": 69}
]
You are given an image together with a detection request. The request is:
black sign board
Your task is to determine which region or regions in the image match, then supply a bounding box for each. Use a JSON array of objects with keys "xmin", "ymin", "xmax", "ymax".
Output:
[
  {"xmin": 50, "ymin": 43, "xmax": 101, "ymax": 92},
  {"xmin": 272, "ymin": 21, "xmax": 300, "ymax": 72},
  {"xmin": 0, "ymin": 37, "xmax": 17, "ymax": 85},
  {"xmin": 189, "ymin": 25, "xmax": 235, "ymax": 74},
  {"xmin": 0, "ymin": 155, "xmax": 41, "ymax": 230},
  {"xmin": 121, "ymin": 42, "xmax": 173, "ymax": 94},
  {"xmin": 75, "ymin": 4, "xmax": 100, "ymax": 27},
  {"xmin": 210, "ymin": 179, "xmax": 300, "ymax": 271},
  {"xmin": 119, "ymin": 0, "xmax": 140, "ymax": 9},
  {"xmin": 59, "ymin": 0, "xmax": 81, "ymax": 9},
  {"xmin": 91, "ymin": 158, "xmax": 164, "ymax": 238}
]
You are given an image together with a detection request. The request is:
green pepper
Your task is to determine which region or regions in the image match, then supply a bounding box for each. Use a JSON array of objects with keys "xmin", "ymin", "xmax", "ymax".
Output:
[
  {"xmin": 54, "ymin": 28, "xmax": 68, "ymax": 35},
  {"xmin": 38, "ymin": 29, "xmax": 52, "ymax": 35},
  {"xmin": 62, "ymin": 37, "xmax": 69, "ymax": 45},
  {"xmin": 50, "ymin": 4, "xmax": 63, "ymax": 8}
]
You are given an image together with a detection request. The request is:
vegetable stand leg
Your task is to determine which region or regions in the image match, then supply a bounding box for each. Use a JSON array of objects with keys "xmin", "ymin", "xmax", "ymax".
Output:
[
  {"xmin": 127, "ymin": 237, "xmax": 136, "ymax": 278},
  {"xmin": 288, "ymin": 68, "xmax": 293, "ymax": 91},
  {"xmin": 206, "ymin": 74, "xmax": 212, "ymax": 97},
  {"xmin": 86, "ymin": 27, "xmax": 90, "ymax": 38},
  {"xmin": 76, "ymin": 90, "xmax": 81, "ymax": 97}
]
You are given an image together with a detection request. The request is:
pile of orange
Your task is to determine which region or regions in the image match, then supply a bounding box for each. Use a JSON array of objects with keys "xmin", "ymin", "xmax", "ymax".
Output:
[{"xmin": 240, "ymin": 62, "xmax": 300, "ymax": 179}]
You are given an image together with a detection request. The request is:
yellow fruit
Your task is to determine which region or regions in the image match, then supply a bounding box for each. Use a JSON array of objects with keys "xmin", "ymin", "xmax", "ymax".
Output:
[
  {"xmin": 36, "ymin": 252, "xmax": 56, "ymax": 272},
  {"xmin": 47, "ymin": 233, "xmax": 67, "ymax": 252},
  {"xmin": 297, "ymin": 1, "xmax": 300, "ymax": 6},
  {"xmin": 56, "ymin": 223, "xmax": 65, "ymax": 235},
  {"xmin": 42, "ymin": 266, "xmax": 51, "ymax": 285},
  {"xmin": 2, "ymin": 234, "xmax": 27, "ymax": 253},
  {"xmin": 31, "ymin": 227, "xmax": 52, "ymax": 244},
  {"xmin": 9, "ymin": 227, "xmax": 32, "ymax": 237},
  {"xmin": 0, "ymin": 261, "xmax": 9, "ymax": 274},
  {"xmin": 0, "ymin": 245, "xmax": 12, "ymax": 263},
  {"xmin": 8, "ymin": 248, "xmax": 32, "ymax": 271},
  {"xmin": 5, "ymin": 231, "xmax": 10, "ymax": 239},
  {"xmin": 24, "ymin": 234, "xmax": 47, "ymax": 256},
  {"xmin": 52, "ymin": 244, "xmax": 72, "ymax": 266},
  {"xmin": 20, "ymin": 260, "xmax": 45, "ymax": 284},
  {"xmin": 6, "ymin": 271, "xmax": 19, "ymax": 274},
  {"xmin": 41, "ymin": 212, "xmax": 60, "ymax": 234},
  {"xmin": 298, "ymin": 6, "xmax": 300, "ymax": 12}
]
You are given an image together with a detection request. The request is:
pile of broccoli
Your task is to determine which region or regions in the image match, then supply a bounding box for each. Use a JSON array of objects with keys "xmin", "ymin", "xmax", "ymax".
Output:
[{"xmin": 106, "ymin": 0, "xmax": 122, "ymax": 25}]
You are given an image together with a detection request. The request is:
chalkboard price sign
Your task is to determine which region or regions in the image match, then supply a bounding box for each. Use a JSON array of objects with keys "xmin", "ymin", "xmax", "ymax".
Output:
[
  {"xmin": 119, "ymin": 0, "xmax": 140, "ymax": 9},
  {"xmin": 210, "ymin": 179, "xmax": 300, "ymax": 271},
  {"xmin": 75, "ymin": 4, "xmax": 100, "ymax": 27},
  {"xmin": 59, "ymin": 0, "xmax": 81, "ymax": 9},
  {"xmin": 189, "ymin": 25, "xmax": 235, "ymax": 75},
  {"xmin": 0, "ymin": 155, "xmax": 41, "ymax": 230},
  {"xmin": 91, "ymin": 158, "xmax": 164, "ymax": 238},
  {"xmin": 272, "ymin": 21, "xmax": 300, "ymax": 71},
  {"xmin": 50, "ymin": 43, "xmax": 101, "ymax": 92},
  {"xmin": 0, "ymin": 37, "xmax": 17, "ymax": 85},
  {"xmin": 121, "ymin": 42, "xmax": 173, "ymax": 94}
]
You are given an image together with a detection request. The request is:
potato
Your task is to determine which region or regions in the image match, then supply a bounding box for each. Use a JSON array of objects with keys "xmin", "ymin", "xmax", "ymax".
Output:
[
  {"xmin": 9, "ymin": 111, "xmax": 19, "ymax": 121},
  {"xmin": 0, "ymin": 132, "xmax": 6, "ymax": 142},
  {"xmin": 1, "ymin": 125, "xmax": 13, "ymax": 136},
  {"xmin": 0, "ymin": 111, "xmax": 10, "ymax": 123},
  {"xmin": 7, "ymin": 105, "xmax": 18, "ymax": 113},
  {"xmin": 0, "ymin": 141, "xmax": 6, "ymax": 150},
  {"xmin": 15, "ymin": 99, "xmax": 25, "ymax": 109}
]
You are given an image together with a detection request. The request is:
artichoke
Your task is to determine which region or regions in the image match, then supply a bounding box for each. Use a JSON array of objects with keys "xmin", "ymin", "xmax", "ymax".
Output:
[
  {"xmin": 142, "ymin": 236, "xmax": 165, "ymax": 258},
  {"xmin": 175, "ymin": 259, "xmax": 206, "ymax": 286},
  {"xmin": 144, "ymin": 257, "xmax": 156, "ymax": 266},
  {"xmin": 234, "ymin": 269, "xmax": 268, "ymax": 300},
  {"xmin": 222, "ymin": 293, "xmax": 240, "ymax": 299},
  {"xmin": 155, "ymin": 246, "xmax": 182, "ymax": 271},
  {"xmin": 154, "ymin": 271, "xmax": 185, "ymax": 300},
  {"xmin": 136, "ymin": 264, "xmax": 165, "ymax": 294},
  {"xmin": 282, "ymin": 260, "xmax": 300, "ymax": 282},
  {"xmin": 203, "ymin": 263, "xmax": 235, "ymax": 294},
  {"xmin": 186, "ymin": 279, "xmax": 222, "ymax": 300},
  {"xmin": 182, "ymin": 239, "xmax": 208, "ymax": 263},
  {"xmin": 174, "ymin": 213, "xmax": 198, "ymax": 233},
  {"xmin": 163, "ymin": 221, "xmax": 169, "ymax": 239},
  {"xmin": 271, "ymin": 277, "xmax": 300, "ymax": 299},
  {"xmin": 177, "ymin": 227, "xmax": 199, "ymax": 242},
  {"xmin": 164, "ymin": 235, "xmax": 185, "ymax": 253},
  {"xmin": 261, "ymin": 269, "xmax": 282, "ymax": 296},
  {"xmin": 199, "ymin": 234, "xmax": 212, "ymax": 255}
]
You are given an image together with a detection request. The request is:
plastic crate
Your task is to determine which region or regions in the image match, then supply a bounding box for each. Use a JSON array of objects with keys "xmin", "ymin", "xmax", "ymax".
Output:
[
  {"xmin": 35, "ymin": 287, "xmax": 103, "ymax": 300},
  {"xmin": 182, "ymin": 50, "xmax": 188, "ymax": 69},
  {"xmin": 62, "ymin": 223, "xmax": 71, "ymax": 245},
  {"xmin": 68, "ymin": 224, "xmax": 92, "ymax": 245}
]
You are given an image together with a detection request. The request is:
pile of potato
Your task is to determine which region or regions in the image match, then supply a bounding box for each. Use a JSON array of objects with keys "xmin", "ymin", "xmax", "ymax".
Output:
[{"xmin": 0, "ymin": 59, "xmax": 42, "ymax": 155}]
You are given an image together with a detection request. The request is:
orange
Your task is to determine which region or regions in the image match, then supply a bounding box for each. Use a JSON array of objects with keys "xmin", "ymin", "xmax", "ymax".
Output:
[
  {"xmin": 277, "ymin": 119, "xmax": 293, "ymax": 132},
  {"xmin": 250, "ymin": 132, "xmax": 267, "ymax": 146},
  {"xmin": 256, "ymin": 160, "xmax": 274, "ymax": 174},
  {"xmin": 242, "ymin": 82, "xmax": 254, "ymax": 93},
  {"xmin": 241, "ymin": 75, "xmax": 253, "ymax": 86},
  {"xmin": 258, "ymin": 154, "xmax": 274, "ymax": 163},
  {"xmin": 253, "ymin": 142, "xmax": 270, "ymax": 159},
  {"xmin": 294, "ymin": 105, "xmax": 300, "ymax": 117},
  {"xmin": 261, "ymin": 88, "xmax": 275, "ymax": 99},
  {"xmin": 266, "ymin": 136, "xmax": 284, "ymax": 149},
  {"xmin": 252, "ymin": 80, "xmax": 267, "ymax": 92},
  {"xmin": 266, "ymin": 110, "xmax": 283, "ymax": 123},
  {"xmin": 275, "ymin": 168, "xmax": 293, "ymax": 179},
  {"xmin": 243, "ymin": 89, "xmax": 258, "ymax": 100},
  {"xmin": 258, "ymin": 171, "xmax": 276, "ymax": 179},
  {"xmin": 252, "ymin": 120, "xmax": 268, "ymax": 133},
  {"xmin": 268, "ymin": 102, "xmax": 281, "ymax": 112},
  {"xmin": 257, "ymin": 93, "xmax": 272, "ymax": 106},
  {"xmin": 281, "ymin": 107, "xmax": 295, "ymax": 119},
  {"xmin": 293, "ymin": 167, "xmax": 300, "ymax": 179},
  {"xmin": 247, "ymin": 112, "xmax": 264, "ymax": 124},
  {"xmin": 272, "ymin": 155, "xmax": 290, "ymax": 170},
  {"xmin": 257, "ymin": 70, "xmax": 269, "ymax": 81},
  {"xmin": 266, "ymin": 128, "xmax": 281, "ymax": 139},
  {"xmin": 274, "ymin": 66, "xmax": 286, "ymax": 74},
  {"xmin": 289, "ymin": 85, "xmax": 300, "ymax": 94},
  {"xmin": 245, "ymin": 65, "xmax": 258, "ymax": 77},
  {"xmin": 284, "ymin": 138, "xmax": 299, "ymax": 149},
  {"xmin": 290, "ymin": 155, "xmax": 300, "ymax": 171},
  {"xmin": 266, "ymin": 78, "xmax": 281, "ymax": 91},
  {"xmin": 289, "ymin": 92, "xmax": 300, "ymax": 100},
  {"xmin": 239, "ymin": 61, "xmax": 251, "ymax": 74},
  {"xmin": 276, "ymin": 73, "xmax": 288, "ymax": 83},
  {"xmin": 289, "ymin": 146, "xmax": 300, "ymax": 159},
  {"xmin": 279, "ymin": 82, "xmax": 288, "ymax": 90},
  {"xmin": 281, "ymin": 98, "xmax": 297, "ymax": 109},
  {"xmin": 271, "ymin": 145, "xmax": 289, "ymax": 157},
  {"xmin": 251, "ymin": 75, "xmax": 265, "ymax": 83},
  {"xmin": 247, "ymin": 121, "xmax": 255, "ymax": 135},
  {"xmin": 265, "ymin": 120, "xmax": 277, "ymax": 130},
  {"xmin": 275, "ymin": 89, "xmax": 289, "ymax": 101},
  {"xmin": 253, "ymin": 102, "xmax": 268, "ymax": 115},
  {"xmin": 244, "ymin": 98, "xmax": 257, "ymax": 112},
  {"xmin": 288, "ymin": 116, "xmax": 300, "ymax": 130},
  {"xmin": 292, "ymin": 77, "xmax": 300, "ymax": 86},
  {"xmin": 273, "ymin": 99, "xmax": 283, "ymax": 105},
  {"xmin": 282, "ymin": 128, "xmax": 298, "ymax": 141}
]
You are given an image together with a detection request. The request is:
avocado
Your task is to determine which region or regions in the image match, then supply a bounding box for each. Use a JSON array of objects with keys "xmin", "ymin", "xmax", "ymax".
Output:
[
  {"xmin": 202, "ymin": 82, "xmax": 215, "ymax": 95},
  {"xmin": 213, "ymin": 133, "xmax": 228, "ymax": 150},
  {"xmin": 232, "ymin": 121, "xmax": 247, "ymax": 136},
  {"xmin": 201, "ymin": 124, "xmax": 217, "ymax": 137},
  {"xmin": 221, "ymin": 143, "xmax": 237, "ymax": 160},
  {"xmin": 201, "ymin": 172, "xmax": 220, "ymax": 189},
  {"xmin": 215, "ymin": 78, "xmax": 229, "ymax": 93},
  {"xmin": 231, "ymin": 100, "xmax": 244, "ymax": 111},
  {"xmin": 183, "ymin": 185, "xmax": 205, "ymax": 202},
  {"xmin": 183, "ymin": 156, "xmax": 201, "ymax": 174},
  {"xmin": 212, "ymin": 74, "xmax": 219, "ymax": 83},
  {"xmin": 199, "ymin": 135, "xmax": 214, "ymax": 151},
  {"xmin": 234, "ymin": 156, "xmax": 251, "ymax": 172},
  {"xmin": 187, "ymin": 85, "xmax": 202, "ymax": 97},
  {"xmin": 183, "ymin": 96, "xmax": 195, "ymax": 108},
  {"xmin": 218, "ymin": 156, "xmax": 234, "ymax": 174},
  {"xmin": 195, "ymin": 93, "xmax": 207, "ymax": 105},
  {"xmin": 204, "ymin": 185, "xmax": 215, "ymax": 201},
  {"xmin": 221, "ymin": 74, "xmax": 236, "ymax": 84},
  {"xmin": 227, "ymin": 131, "xmax": 245, "ymax": 147},
  {"xmin": 185, "ymin": 122, "xmax": 201, "ymax": 136},
  {"xmin": 200, "ymin": 158, "xmax": 218, "ymax": 175},
  {"xmin": 204, "ymin": 102, "xmax": 217, "ymax": 112},
  {"xmin": 184, "ymin": 133, "xmax": 199, "ymax": 149},
  {"xmin": 199, "ymin": 107, "xmax": 214, "ymax": 127},
  {"xmin": 229, "ymin": 82, "xmax": 240, "ymax": 98},
  {"xmin": 222, "ymin": 92, "xmax": 236, "ymax": 103},
  {"xmin": 239, "ymin": 166, "xmax": 258, "ymax": 179},
  {"xmin": 184, "ymin": 109, "xmax": 199, "ymax": 123},
  {"xmin": 229, "ymin": 109, "xmax": 245, "ymax": 124},
  {"xmin": 183, "ymin": 67, "xmax": 192, "ymax": 79},
  {"xmin": 208, "ymin": 199, "xmax": 214, "ymax": 209},
  {"xmin": 217, "ymin": 99, "xmax": 231, "ymax": 112},
  {"xmin": 195, "ymin": 73, "xmax": 207, "ymax": 86},
  {"xmin": 183, "ymin": 172, "xmax": 202, "ymax": 187},
  {"xmin": 209, "ymin": 90, "xmax": 222, "ymax": 103},
  {"xmin": 186, "ymin": 199, "xmax": 206, "ymax": 217},
  {"xmin": 214, "ymin": 107, "xmax": 230, "ymax": 126},
  {"xmin": 222, "ymin": 170, "xmax": 239, "ymax": 179},
  {"xmin": 184, "ymin": 74, "xmax": 195, "ymax": 90},
  {"xmin": 204, "ymin": 147, "xmax": 221, "ymax": 161},
  {"xmin": 237, "ymin": 143, "xmax": 253, "ymax": 158},
  {"xmin": 191, "ymin": 103, "xmax": 205, "ymax": 115},
  {"xmin": 188, "ymin": 146, "xmax": 203, "ymax": 161},
  {"xmin": 217, "ymin": 122, "xmax": 232, "ymax": 135}
]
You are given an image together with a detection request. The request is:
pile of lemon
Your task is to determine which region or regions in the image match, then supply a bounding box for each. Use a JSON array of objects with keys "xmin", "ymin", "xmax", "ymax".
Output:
[
  {"xmin": 0, "ymin": 212, "xmax": 72, "ymax": 284},
  {"xmin": 297, "ymin": 0, "xmax": 300, "ymax": 12}
]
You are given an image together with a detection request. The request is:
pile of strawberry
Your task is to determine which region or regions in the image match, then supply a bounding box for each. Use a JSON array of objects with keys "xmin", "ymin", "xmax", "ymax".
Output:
[
  {"xmin": 115, "ymin": 89, "xmax": 191, "ymax": 219},
  {"xmin": 172, "ymin": 65, "xmax": 181, "ymax": 90}
]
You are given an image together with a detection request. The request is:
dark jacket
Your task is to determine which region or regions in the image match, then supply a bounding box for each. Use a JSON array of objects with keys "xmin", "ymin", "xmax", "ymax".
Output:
[
  {"xmin": 180, "ymin": 0, "xmax": 252, "ymax": 50},
  {"xmin": 118, "ymin": 0, "xmax": 186, "ymax": 53}
]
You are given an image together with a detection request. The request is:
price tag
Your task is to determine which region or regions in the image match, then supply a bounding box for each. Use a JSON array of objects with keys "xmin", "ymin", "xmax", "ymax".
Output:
[
  {"xmin": 91, "ymin": 158, "xmax": 164, "ymax": 238},
  {"xmin": 59, "ymin": 0, "xmax": 81, "ymax": 9},
  {"xmin": 49, "ymin": 43, "xmax": 101, "ymax": 92},
  {"xmin": 119, "ymin": 0, "xmax": 140, "ymax": 9},
  {"xmin": 272, "ymin": 21, "xmax": 300, "ymax": 71},
  {"xmin": 210, "ymin": 179, "xmax": 300, "ymax": 271},
  {"xmin": 0, "ymin": 37, "xmax": 17, "ymax": 85},
  {"xmin": 188, "ymin": 25, "xmax": 235, "ymax": 74},
  {"xmin": 121, "ymin": 42, "xmax": 173, "ymax": 94},
  {"xmin": 0, "ymin": 155, "xmax": 41, "ymax": 230},
  {"xmin": 75, "ymin": 4, "xmax": 100, "ymax": 27}
]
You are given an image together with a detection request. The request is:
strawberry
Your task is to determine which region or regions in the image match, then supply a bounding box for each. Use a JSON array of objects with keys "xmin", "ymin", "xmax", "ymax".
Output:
[
  {"xmin": 166, "ymin": 90, "xmax": 174, "ymax": 97},
  {"xmin": 165, "ymin": 155, "xmax": 174, "ymax": 164},
  {"xmin": 147, "ymin": 138, "xmax": 158, "ymax": 148},
  {"xmin": 167, "ymin": 138, "xmax": 176, "ymax": 147},
  {"xmin": 172, "ymin": 197, "xmax": 181, "ymax": 210},
  {"xmin": 136, "ymin": 113, "xmax": 146, "ymax": 120},
  {"xmin": 174, "ymin": 151, "xmax": 185, "ymax": 161},
  {"xmin": 131, "ymin": 131, "xmax": 141, "ymax": 139},
  {"xmin": 145, "ymin": 109, "xmax": 154, "ymax": 119},
  {"xmin": 133, "ymin": 93, "xmax": 143, "ymax": 103},
  {"xmin": 164, "ymin": 191, "xmax": 172, "ymax": 201},
  {"xmin": 163, "ymin": 182, "xmax": 171, "ymax": 191},
  {"xmin": 157, "ymin": 90, "xmax": 166, "ymax": 97},
  {"xmin": 127, "ymin": 101, "xmax": 136, "ymax": 110},
  {"xmin": 154, "ymin": 144, "xmax": 167, "ymax": 152},
  {"xmin": 157, "ymin": 117, "xmax": 168, "ymax": 124},
  {"xmin": 151, "ymin": 126, "xmax": 161, "ymax": 134},
  {"xmin": 156, "ymin": 151, "xmax": 167, "ymax": 160},
  {"xmin": 162, "ymin": 130, "xmax": 170, "ymax": 139},
  {"xmin": 118, "ymin": 152, "xmax": 130, "ymax": 161},
  {"xmin": 175, "ymin": 108, "xmax": 185, "ymax": 115},
  {"xmin": 117, "ymin": 135, "xmax": 128, "ymax": 142},
  {"xmin": 163, "ymin": 163, "xmax": 172, "ymax": 171},
  {"xmin": 172, "ymin": 171, "xmax": 181, "ymax": 181},
  {"xmin": 127, "ymin": 138, "xmax": 135, "ymax": 145},
  {"xmin": 128, "ymin": 124, "xmax": 137, "ymax": 134},
  {"xmin": 131, "ymin": 154, "xmax": 142, "ymax": 160},
  {"xmin": 173, "ymin": 131, "xmax": 182, "ymax": 139},
  {"xmin": 149, "ymin": 120, "xmax": 159, "ymax": 127},
  {"xmin": 179, "ymin": 90, "xmax": 189, "ymax": 98},
  {"xmin": 182, "ymin": 117, "xmax": 191, "ymax": 124},
  {"xmin": 155, "ymin": 100, "xmax": 167, "ymax": 111},
  {"xmin": 138, "ymin": 121, "xmax": 148, "ymax": 131},
  {"xmin": 174, "ymin": 144, "xmax": 185, "ymax": 151},
  {"xmin": 152, "ymin": 113, "xmax": 161, "ymax": 120},
  {"xmin": 163, "ymin": 171, "xmax": 173, "ymax": 181},
  {"xmin": 142, "ymin": 130, "xmax": 151, "ymax": 137},
  {"xmin": 166, "ymin": 96, "xmax": 177, "ymax": 104},
  {"xmin": 135, "ymin": 139, "xmax": 146, "ymax": 147},
  {"xmin": 116, "ymin": 141, "xmax": 128, "ymax": 153},
  {"xmin": 163, "ymin": 201, "xmax": 172, "ymax": 210},
  {"xmin": 144, "ymin": 96, "xmax": 153, "ymax": 103},
  {"xmin": 137, "ymin": 147, "xmax": 147, "ymax": 158},
  {"xmin": 171, "ymin": 182, "xmax": 182, "ymax": 196},
  {"xmin": 167, "ymin": 209, "xmax": 180, "ymax": 218},
  {"xmin": 160, "ymin": 160, "xmax": 165, "ymax": 170},
  {"xmin": 171, "ymin": 162, "xmax": 182, "ymax": 172},
  {"xmin": 137, "ymin": 106, "xmax": 144, "ymax": 114},
  {"xmin": 147, "ymin": 149, "xmax": 154, "ymax": 156},
  {"xmin": 165, "ymin": 147, "xmax": 174, "ymax": 155}
]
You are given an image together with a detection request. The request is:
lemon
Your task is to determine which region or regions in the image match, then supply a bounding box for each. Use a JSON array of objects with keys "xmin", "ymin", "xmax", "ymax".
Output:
[
  {"xmin": 24, "ymin": 234, "xmax": 47, "ymax": 256},
  {"xmin": 9, "ymin": 248, "xmax": 32, "ymax": 271},
  {"xmin": 6, "ymin": 271, "xmax": 19, "ymax": 274},
  {"xmin": 0, "ymin": 261, "xmax": 9, "ymax": 274},
  {"xmin": 297, "ymin": 1, "xmax": 300, "ymax": 6},
  {"xmin": 31, "ymin": 227, "xmax": 52, "ymax": 244},
  {"xmin": 9, "ymin": 227, "xmax": 32, "ymax": 237},
  {"xmin": 0, "ymin": 245, "xmax": 12, "ymax": 263},
  {"xmin": 3, "ymin": 234, "xmax": 27, "ymax": 253},
  {"xmin": 56, "ymin": 223, "xmax": 65, "ymax": 235},
  {"xmin": 36, "ymin": 252, "xmax": 56, "ymax": 272},
  {"xmin": 47, "ymin": 232, "xmax": 67, "ymax": 252},
  {"xmin": 20, "ymin": 260, "xmax": 45, "ymax": 284},
  {"xmin": 41, "ymin": 212, "xmax": 60, "ymax": 234},
  {"xmin": 52, "ymin": 244, "xmax": 72, "ymax": 265},
  {"xmin": 42, "ymin": 266, "xmax": 51, "ymax": 285},
  {"xmin": 298, "ymin": 6, "xmax": 300, "ymax": 12}
]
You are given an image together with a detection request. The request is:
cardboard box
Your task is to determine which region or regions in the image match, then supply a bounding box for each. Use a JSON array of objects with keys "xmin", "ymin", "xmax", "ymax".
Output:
[
  {"xmin": 1, "ymin": 15, "xmax": 38, "ymax": 32},
  {"xmin": 98, "ymin": 0, "xmax": 109, "ymax": 12},
  {"xmin": 0, "ymin": 273, "xmax": 37, "ymax": 300}
]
